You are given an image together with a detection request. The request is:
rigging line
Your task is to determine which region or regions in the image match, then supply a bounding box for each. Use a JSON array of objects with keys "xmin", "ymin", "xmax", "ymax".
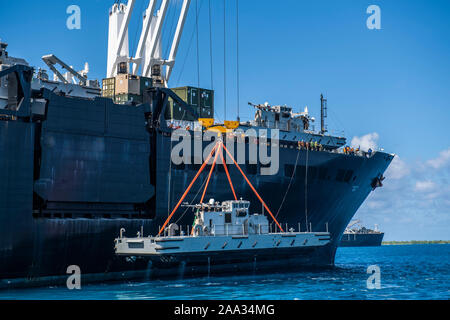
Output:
[
  {"xmin": 173, "ymin": 7, "xmax": 222, "ymax": 123},
  {"xmin": 236, "ymin": 0, "xmax": 240, "ymax": 121},
  {"xmin": 167, "ymin": 135, "xmax": 174, "ymax": 217},
  {"xmin": 305, "ymin": 147, "xmax": 309, "ymax": 232},
  {"xmin": 220, "ymin": 151, "xmax": 237, "ymax": 200},
  {"xmin": 222, "ymin": 143, "xmax": 284, "ymax": 232},
  {"xmin": 274, "ymin": 146, "xmax": 302, "ymax": 220},
  {"xmin": 223, "ymin": 0, "xmax": 227, "ymax": 121},
  {"xmin": 174, "ymin": 173, "xmax": 209, "ymax": 225},
  {"xmin": 160, "ymin": 2, "xmax": 171, "ymax": 56},
  {"xmin": 200, "ymin": 142, "xmax": 221, "ymax": 203},
  {"xmin": 206, "ymin": 1, "xmax": 223, "ymax": 149},
  {"xmin": 175, "ymin": 27, "xmax": 195, "ymax": 86},
  {"xmin": 158, "ymin": 143, "xmax": 219, "ymax": 236},
  {"xmin": 175, "ymin": 0, "xmax": 205, "ymax": 87},
  {"xmin": 163, "ymin": 0, "xmax": 180, "ymax": 58},
  {"xmin": 195, "ymin": 0, "xmax": 201, "ymax": 91},
  {"xmin": 131, "ymin": 0, "xmax": 146, "ymax": 59},
  {"xmin": 208, "ymin": 0, "xmax": 214, "ymax": 90},
  {"xmin": 328, "ymin": 108, "xmax": 348, "ymax": 139}
]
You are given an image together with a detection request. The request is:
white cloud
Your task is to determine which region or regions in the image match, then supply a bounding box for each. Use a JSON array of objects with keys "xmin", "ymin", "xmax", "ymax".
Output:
[
  {"xmin": 354, "ymin": 146, "xmax": 450, "ymax": 241},
  {"xmin": 351, "ymin": 132, "xmax": 379, "ymax": 151},
  {"xmin": 385, "ymin": 156, "xmax": 409, "ymax": 180},
  {"xmin": 427, "ymin": 148, "xmax": 450, "ymax": 169},
  {"xmin": 414, "ymin": 180, "xmax": 436, "ymax": 192}
]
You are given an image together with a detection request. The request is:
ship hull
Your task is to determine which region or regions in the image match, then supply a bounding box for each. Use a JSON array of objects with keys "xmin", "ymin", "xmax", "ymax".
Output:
[
  {"xmin": 0, "ymin": 94, "xmax": 393, "ymax": 288},
  {"xmin": 339, "ymin": 233, "xmax": 385, "ymax": 247},
  {"xmin": 116, "ymin": 244, "xmax": 335, "ymax": 280}
]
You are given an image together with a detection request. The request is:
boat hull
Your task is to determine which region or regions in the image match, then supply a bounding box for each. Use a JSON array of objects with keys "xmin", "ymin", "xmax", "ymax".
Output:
[{"xmin": 339, "ymin": 233, "xmax": 385, "ymax": 247}]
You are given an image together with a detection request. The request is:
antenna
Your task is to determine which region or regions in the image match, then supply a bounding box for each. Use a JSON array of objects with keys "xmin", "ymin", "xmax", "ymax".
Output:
[{"xmin": 320, "ymin": 94, "xmax": 328, "ymax": 134}]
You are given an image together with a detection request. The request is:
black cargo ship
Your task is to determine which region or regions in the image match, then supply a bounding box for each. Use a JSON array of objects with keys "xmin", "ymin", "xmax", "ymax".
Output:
[
  {"xmin": 0, "ymin": 2, "xmax": 393, "ymax": 287},
  {"xmin": 340, "ymin": 223, "xmax": 385, "ymax": 247},
  {"xmin": 340, "ymin": 232, "xmax": 384, "ymax": 247}
]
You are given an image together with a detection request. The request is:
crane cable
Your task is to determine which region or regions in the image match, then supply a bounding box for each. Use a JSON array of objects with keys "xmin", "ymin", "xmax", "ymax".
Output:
[
  {"xmin": 158, "ymin": 143, "xmax": 219, "ymax": 236},
  {"xmin": 208, "ymin": 0, "xmax": 214, "ymax": 91},
  {"xmin": 167, "ymin": 137, "xmax": 174, "ymax": 217},
  {"xmin": 159, "ymin": 140, "xmax": 285, "ymax": 235},
  {"xmin": 131, "ymin": 0, "xmax": 146, "ymax": 59},
  {"xmin": 305, "ymin": 147, "xmax": 309, "ymax": 231},
  {"xmin": 222, "ymin": 144, "xmax": 284, "ymax": 232},
  {"xmin": 174, "ymin": 173, "xmax": 209, "ymax": 225},
  {"xmin": 223, "ymin": 0, "xmax": 227, "ymax": 121},
  {"xmin": 220, "ymin": 151, "xmax": 237, "ymax": 201},
  {"xmin": 236, "ymin": 0, "xmax": 240, "ymax": 121},
  {"xmin": 163, "ymin": 0, "xmax": 181, "ymax": 58},
  {"xmin": 200, "ymin": 142, "xmax": 221, "ymax": 203},
  {"xmin": 175, "ymin": 0, "xmax": 205, "ymax": 87},
  {"xmin": 195, "ymin": 0, "xmax": 201, "ymax": 92},
  {"xmin": 274, "ymin": 145, "xmax": 302, "ymax": 220}
]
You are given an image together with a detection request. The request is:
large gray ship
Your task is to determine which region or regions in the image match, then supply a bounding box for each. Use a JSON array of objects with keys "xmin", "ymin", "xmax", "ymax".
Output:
[{"xmin": 0, "ymin": 1, "xmax": 393, "ymax": 288}]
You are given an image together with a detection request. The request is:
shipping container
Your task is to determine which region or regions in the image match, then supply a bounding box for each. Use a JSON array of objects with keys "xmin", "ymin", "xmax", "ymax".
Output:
[
  {"xmin": 165, "ymin": 101, "xmax": 199, "ymax": 121},
  {"xmin": 114, "ymin": 93, "xmax": 142, "ymax": 105},
  {"xmin": 140, "ymin": 77, "xmax": 153, "ymax": 94},
  {"xmin": 103, "ymin": 75, "xmax": 152, "ymax": 103},
  {"xmin": 167, "ymin": 86, "xmax": 214, "ymax": 121},
  {"xmin": 115, "ymin": 74, "xmax": 140, "ymax": 95},
  {"xmin": 102, "ymin": 77, "xmax": 115, "ymax": 98},
  {"xmin": 201, "ymin": 107, "xmax": 213, "ymax": 118}
]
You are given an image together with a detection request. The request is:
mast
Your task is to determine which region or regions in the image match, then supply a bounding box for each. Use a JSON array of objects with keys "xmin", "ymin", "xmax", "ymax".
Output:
[{"xmin": 320, "ymin": 94, "xmax": 328, "ymax": 134}]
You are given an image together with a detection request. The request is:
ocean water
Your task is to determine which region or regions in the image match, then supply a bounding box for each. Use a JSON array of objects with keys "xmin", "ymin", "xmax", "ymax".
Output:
[{"xmin": 0, "ymin": 244, "xmax": 449, "ymax": 300}]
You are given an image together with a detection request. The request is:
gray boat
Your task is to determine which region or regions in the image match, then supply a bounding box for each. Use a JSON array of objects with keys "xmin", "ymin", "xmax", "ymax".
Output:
[{"xmin": 115, "ymin": 199, "xmax": 331, "ymax": 277}]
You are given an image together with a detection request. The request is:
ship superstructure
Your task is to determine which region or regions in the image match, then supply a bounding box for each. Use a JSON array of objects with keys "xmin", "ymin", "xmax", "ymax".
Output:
[
  {"xmin": 339, "ymin": 220, "xmax": 385, "ymax": 247},
  {"xmin": 0, "ymin": 0, "xmax": 393, "ymax": 288}
]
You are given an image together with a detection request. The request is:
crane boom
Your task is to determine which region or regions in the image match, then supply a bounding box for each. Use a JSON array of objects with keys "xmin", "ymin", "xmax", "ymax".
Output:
[
  {"xmin": 346, "ymin": 220, "xmax": 361, "ymax": 230},
  {"xmin": 107, "ymin": 0, "xmax": 192, "ymax": 87},
  {"xmin": 107, "ymin": 0, "xmax": 135, "ymax": 78},
  {"xmin": 132, "ymin": 0, "xmax": 157, "ymax": 75},
  {"xmin": 42, "ymin": 54, "xmax": 87, "ymax": 85},
  {"xmin": 142, "ymin": 0, "xmax": 169, "ymax": 78},
  {"xmin": 115, "ymin": 0, "xmax": 135, "ymax": 59},
  {"xmin": 165, "ymin": 0, "xmax": 191, "ymax": 84}
]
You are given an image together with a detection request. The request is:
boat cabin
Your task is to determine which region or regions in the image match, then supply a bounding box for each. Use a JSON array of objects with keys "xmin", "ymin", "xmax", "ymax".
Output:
[{"xmin": 190, "ymin": 199, "xmax": 269, "ymax": 237}]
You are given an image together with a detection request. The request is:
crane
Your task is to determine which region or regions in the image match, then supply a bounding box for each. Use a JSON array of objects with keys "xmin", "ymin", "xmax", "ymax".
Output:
[
  {"xmin": 107, "ymin": 0, "xmax": 191, "ymax": 87},
  {"xmin": 42, "ymin": 54, "xmax": 89, "ymax": 86},
  {"xmin": 345, "ymin": 220, "xmax": 361, "ymax": 233}
]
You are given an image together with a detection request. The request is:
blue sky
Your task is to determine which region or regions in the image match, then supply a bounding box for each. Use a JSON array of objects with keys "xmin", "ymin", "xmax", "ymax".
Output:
[{"xmin": 1, "ymin": 0, "xmax": 449, "ymax": 240}]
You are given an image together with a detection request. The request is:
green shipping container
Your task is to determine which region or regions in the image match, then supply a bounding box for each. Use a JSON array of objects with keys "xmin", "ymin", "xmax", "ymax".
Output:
[
  {"xmin": 165, "ymin": 101, "xmax": 198, "ymax": 121},
  {"xmin": 114, "ymin": 94, "xmax": 142, "ymax": 105},
  {"xmin": 168, "ymin": 86, "xmax": 214, "ymax": 121},
  {"xmin": 140, "ymin": 77, "xmax": 153, "ymax": 94}
]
